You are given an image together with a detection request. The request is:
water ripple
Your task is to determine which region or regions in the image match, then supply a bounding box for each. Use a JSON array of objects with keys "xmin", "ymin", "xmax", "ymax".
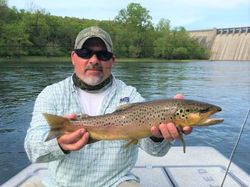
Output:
[{"xmin": 0, "ymin": 60, "xmax": 250, "ymax": 184}]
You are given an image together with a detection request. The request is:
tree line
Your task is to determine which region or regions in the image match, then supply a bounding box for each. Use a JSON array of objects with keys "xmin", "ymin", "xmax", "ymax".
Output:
[{"xmin": 0, "ymin": 1, "xmax": 209, "ymax": 59}]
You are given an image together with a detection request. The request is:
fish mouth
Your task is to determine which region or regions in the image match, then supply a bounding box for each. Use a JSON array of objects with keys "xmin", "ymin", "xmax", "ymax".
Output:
[
  {"xmin": 200, "ymin": 106, "xmax": 224, "ymax": 125},
  {"xmin": 199, "ymin": 118, "xmax": 224, "ymax": 125}
]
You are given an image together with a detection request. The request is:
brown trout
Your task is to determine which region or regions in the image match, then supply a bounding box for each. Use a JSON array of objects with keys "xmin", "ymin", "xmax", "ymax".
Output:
[{"xmin": 43, "ymin": 99, "xmax": 224, "ymax": 152}]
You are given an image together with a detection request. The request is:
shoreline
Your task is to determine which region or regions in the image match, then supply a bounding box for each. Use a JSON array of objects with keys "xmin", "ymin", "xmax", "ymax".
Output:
[{"xmin": 0, "ymin": 56, "xmax": 203, "ymax": 63}]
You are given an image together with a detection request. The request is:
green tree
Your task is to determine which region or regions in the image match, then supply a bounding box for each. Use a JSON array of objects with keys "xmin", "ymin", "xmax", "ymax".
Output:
[
  {"xmin": 0, "ymin": 22, "xmax": 31, "ymax": 57},
  {"xmin": 115, "ymin": 3, "xmax": 154, "ymax": 58},
  {"xmin": 0, "ymin": 0, "xmax": 8, "ymax": 21},
  {"xmin": 0, "ymin": 3, "xmax": 31, "ymax": 57},
  {"xmin": 171, "ymin": 27, "xmax": 209, "ymax": 59},
  {"xmin": 115, "ymin": 3, "xmax": 152, "ymax": 29},
  {"xmin": 22, "ymin": 10, "xmax": 50, "ymax": 55},
  {"xmin": 0, "ymin": 2, "xmax": 209, "ymax": 59},
  {"xmin": 0, "ymin": 0, "xmax": 9, "ymax": 53},
  {"xmin": 155, "ymin": 18, "xmax": 171, "ymax": 32},
  {"xmin": 154, "ymin": 23, "xmax": 209, "ymax": 59},
  {"xmin": 153, "ymin": 19, "xmax": 173, "ymax": 59}
]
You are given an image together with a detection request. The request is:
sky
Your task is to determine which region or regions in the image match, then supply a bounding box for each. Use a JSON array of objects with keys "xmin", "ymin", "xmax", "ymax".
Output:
[{"xmin": 7, "ymin": 0, "xmax": 250, "ymax": 30}]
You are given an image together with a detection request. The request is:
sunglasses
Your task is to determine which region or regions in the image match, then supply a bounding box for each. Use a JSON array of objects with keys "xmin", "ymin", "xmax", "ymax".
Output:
[{"xmin": 74, "ymin": 48, "xmax": 113, "ymax": 61}]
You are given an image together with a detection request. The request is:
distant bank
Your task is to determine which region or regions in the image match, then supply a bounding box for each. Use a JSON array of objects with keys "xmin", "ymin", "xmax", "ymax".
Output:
[
  {"xmin": 2, "ymin": 26, "xmax": 250, "ymax": 62},
  {"xmin": 0, "ymin": 56, "xmax": 197, "ymax": 63},
  {"xmin": 189, "ymin": 27, "xmax": 250, "ymax": 61}
]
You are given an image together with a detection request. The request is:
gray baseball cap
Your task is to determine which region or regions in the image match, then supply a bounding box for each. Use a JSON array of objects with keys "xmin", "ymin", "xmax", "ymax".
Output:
[{"xmin": 74, "ymin": 26, "xmax": 113, "ymax": 52}]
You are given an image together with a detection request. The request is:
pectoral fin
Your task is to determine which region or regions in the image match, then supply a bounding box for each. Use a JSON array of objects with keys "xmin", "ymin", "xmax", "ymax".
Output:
[{"xmin": 124, "ymin": 139, "xmax": 138, "ymax": 148}]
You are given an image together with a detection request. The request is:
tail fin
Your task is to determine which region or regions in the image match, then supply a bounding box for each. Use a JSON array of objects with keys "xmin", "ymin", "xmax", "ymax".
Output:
[{"xmin": 43, "ymin": 113, "xmax": 71, "ymax": 141}]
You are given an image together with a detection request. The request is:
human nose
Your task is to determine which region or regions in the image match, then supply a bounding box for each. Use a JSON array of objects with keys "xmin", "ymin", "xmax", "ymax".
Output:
[{"xmin": 88, "ymin": 54, "xmax": 99, "ymax": 64}]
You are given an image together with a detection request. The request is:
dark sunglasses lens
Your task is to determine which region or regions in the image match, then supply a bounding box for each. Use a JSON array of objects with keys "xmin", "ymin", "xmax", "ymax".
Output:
[
  {"xmin": 96, "ymin": 51, "xmax": 113, "ymax": 61},
  {"xmin": 75, "ymin": 49, "xmax": 91, "ymax": 59},
  {"xmin": 75, "ymin": 49, "xmax": 113, "ymax": 61}
]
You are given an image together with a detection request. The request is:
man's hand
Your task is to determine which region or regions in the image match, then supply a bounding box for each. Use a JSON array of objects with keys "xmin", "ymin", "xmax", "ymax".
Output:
[
  {"xmin": 150, "ymin": 93, "xmax": 192, "ymax": 142},
  {"xmin": 151, "ymin": 123, "xmax": 192, "ymax": 141},
  {"xmin": 57, "ymin": 113, "xmax": 89, "ymax": 152},
  {"xmin": 173, "ymin": 93, "xmax": 184, "ymax": 99}
]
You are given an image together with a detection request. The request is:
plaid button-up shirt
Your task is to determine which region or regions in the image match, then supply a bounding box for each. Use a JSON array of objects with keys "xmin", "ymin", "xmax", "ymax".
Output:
[{"xmin": 24, "ymin": 75, "xmax": 171, "ymax": 187}]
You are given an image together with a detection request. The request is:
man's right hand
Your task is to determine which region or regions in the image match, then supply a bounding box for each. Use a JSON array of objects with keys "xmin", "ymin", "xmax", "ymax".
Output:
[{"xmin": 57, "ymin": 113, "xmax": 89, "ymax": 152}]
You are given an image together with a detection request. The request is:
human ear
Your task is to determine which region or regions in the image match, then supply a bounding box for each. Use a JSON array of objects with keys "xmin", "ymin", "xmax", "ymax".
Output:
[{"xmin": 71, "ymin": 51, "xmax": 76, "ymax": 66}]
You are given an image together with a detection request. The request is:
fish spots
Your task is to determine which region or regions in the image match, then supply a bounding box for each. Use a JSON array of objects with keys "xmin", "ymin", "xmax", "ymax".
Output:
[
  {"xmin": 175, "ymin": 108, "xmax": 190, "ymax": 121},
  {"xmin": 103, "ymin": 122, "xmax": 115, "ymax": 126},
  {"xmin": 65, "ymin": 99, "xmax": 220, "ymax": 142}
]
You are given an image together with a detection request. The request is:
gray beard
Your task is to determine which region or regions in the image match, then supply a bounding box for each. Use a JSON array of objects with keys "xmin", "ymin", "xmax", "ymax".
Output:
[{"xmin": 72, "ymin": 73, "xmax": 113, "ymax": 93}]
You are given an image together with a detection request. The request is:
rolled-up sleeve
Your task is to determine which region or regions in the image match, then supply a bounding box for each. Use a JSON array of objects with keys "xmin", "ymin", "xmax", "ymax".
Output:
[{"xmin": 139, "ymin": 137, "xmax": 172, "ymax": 156}]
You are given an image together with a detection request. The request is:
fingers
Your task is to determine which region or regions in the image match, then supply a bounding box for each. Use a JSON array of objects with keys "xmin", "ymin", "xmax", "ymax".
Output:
[
  {"xmin": 65, "ymin": 132, "xmax": 89, "ymax": 151},
  {"xmin": 63, "ymin": 113, "xmax": 77, "ymax": 120},
  {"xmin": 151, "ymin": 123, "xmax": 181, "ymax": 141},
  {"xmin": 58, "ymin": 129, "xmax": 85, "ymax": 144},
  {"xmin": 151, "ymin": 122, "xmax": 193, "ymax": 142},
  {"xmin": 151, "ymin": 126, "xmax": 162, "ymax": 138},
  {"xmin": 182, "ymin": 126, "xmax": 192, "ymax": 135},
  {"xmin": 174, "ymin": 93, "xmax": 184, "ymax": 99},
  {"xmin": 57, "ymin": 128, "xmax": 89, "ymax": 151},
  {"xmin": 160, "ymin": 123, "xmax": 180, "ymax": 140}
]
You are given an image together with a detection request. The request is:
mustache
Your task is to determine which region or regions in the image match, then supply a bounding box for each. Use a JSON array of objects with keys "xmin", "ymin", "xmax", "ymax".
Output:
[{"xmin": 84, "ymin": 64, "xmax": 103, "ymax": 72}]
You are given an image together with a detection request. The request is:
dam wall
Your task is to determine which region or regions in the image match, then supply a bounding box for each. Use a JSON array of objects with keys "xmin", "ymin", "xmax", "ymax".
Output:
[
  {"xmin": 189, "ymin": 29, "xmax": 217, "ymax": 50},
  {"xmin": 189, "ymin": 27, "xmax": 250, "ymax": 61}
]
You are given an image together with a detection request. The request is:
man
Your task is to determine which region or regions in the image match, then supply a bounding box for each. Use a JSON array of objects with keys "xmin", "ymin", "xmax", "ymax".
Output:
[{"xmin": 24, "ymin": 26, "xmax": 192, "ymax": 187}]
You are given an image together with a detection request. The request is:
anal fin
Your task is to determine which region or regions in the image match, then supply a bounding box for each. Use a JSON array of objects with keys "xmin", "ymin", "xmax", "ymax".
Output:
[
  {"xmin": 177, "ymin": 125, "xmax": 186, "ymax": 153},
  {"xmin": 124, "ymin": 139, "xmax": 138, "ymax": 148}
]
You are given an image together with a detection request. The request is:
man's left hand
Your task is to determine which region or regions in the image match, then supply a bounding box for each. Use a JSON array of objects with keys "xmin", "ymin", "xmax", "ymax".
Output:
[
  {"xmin": 150, "ymin": 93, "xmax": 192, "ymax": 142},
  {"xmin": 151, "ymin": 123, "xmax": 192, "ymax": 142}
]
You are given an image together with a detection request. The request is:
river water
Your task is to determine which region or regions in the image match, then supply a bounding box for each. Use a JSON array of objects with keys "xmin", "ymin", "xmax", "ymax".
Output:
[{"xmin": 0, "ymin": 60, "xmax": 249, "ymax": 184}]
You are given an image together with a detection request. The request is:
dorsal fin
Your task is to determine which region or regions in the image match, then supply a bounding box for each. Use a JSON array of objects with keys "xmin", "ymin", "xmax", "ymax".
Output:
[{"xmin": 115, "ymin": 103, "xmax": 134, "ymax": 112}]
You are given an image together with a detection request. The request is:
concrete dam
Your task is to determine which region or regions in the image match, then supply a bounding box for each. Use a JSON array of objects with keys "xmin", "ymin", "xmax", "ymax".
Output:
[{"xmin": 189, "ymin": 27, "xmax": 250, "ymax": 61}]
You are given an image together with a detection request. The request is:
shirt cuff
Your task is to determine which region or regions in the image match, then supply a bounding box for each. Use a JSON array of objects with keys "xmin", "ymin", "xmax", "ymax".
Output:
[
  {"xmin": 45, "ymin": 139, "xmax": 68, "ymax": 159},
  {"xmin": 150, "ymin": 136, "xmax": 164, "ymax": 142}
]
